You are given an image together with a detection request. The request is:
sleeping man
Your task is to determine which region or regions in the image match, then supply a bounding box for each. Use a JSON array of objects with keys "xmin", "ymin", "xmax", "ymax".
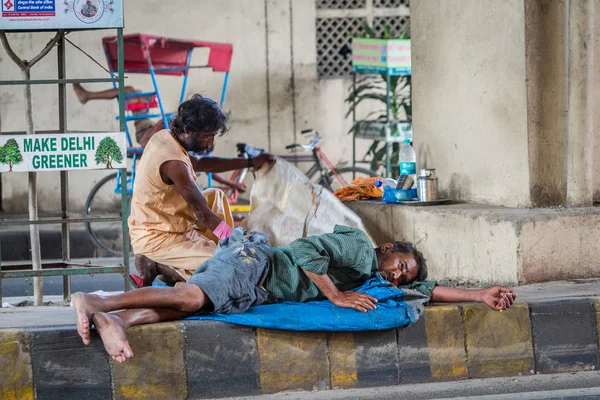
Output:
[{"xmin": 73, "ymin": 225, "xmax": 516, "ymax": 363}]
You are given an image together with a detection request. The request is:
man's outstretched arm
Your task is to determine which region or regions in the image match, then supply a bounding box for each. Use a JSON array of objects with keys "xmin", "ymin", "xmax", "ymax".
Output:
[
  {"xmin": 430, "ymin": 286, "xmax": 516, "ymax": 310},
  {"xmin": 302, "ymin": 269, "xmax": 378, "ymax": 313},
  {"xmin": 189, "ymin": 153, "xmax": 275, "ymax": 173}
]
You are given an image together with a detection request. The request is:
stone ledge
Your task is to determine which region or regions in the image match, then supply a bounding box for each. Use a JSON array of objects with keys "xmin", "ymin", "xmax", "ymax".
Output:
[
  {"xmin": 346, "ymin": 201, "xmax": 600, "ymax": 285},
  {"xmin": 1, "ymin": 298, "xmax": 599, "ymax": 399}
]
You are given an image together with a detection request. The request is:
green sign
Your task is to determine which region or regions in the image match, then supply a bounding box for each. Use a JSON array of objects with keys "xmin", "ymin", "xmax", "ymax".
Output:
[
  {"xmin": 0, "ymin": 132, "xmax": 127, "ymax": 172},
  {"xmin": 352, "ymin": 38, "xmax": 411, "ymax": 76}
]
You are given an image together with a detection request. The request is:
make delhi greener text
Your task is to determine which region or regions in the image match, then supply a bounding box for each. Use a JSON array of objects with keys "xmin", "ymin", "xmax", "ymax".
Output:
[{"xmin": 0, "ymin": 135, "xmax": 123, "ymax": 171}]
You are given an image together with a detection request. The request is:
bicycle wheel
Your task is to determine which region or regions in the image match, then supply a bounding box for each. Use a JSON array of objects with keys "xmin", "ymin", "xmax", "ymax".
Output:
[
  {"xmin": 311, "ymin": 166, "xmax": 379, "ymax": 192},
  {"xmin": 84, "ymin": 172, "xmax": 132, "ymax": 256}
]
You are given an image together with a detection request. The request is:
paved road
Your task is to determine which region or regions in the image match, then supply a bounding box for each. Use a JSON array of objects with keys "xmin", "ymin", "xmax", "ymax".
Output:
[
  {"xmin": 221, "ymin": 371, "xmax": 600, "ymax": 400},
  {"xmin": 1, "ymin": 272, "xmax": 131, "ymax": 298},
  {"xmin": 1, "ymin": 257, "xmax": 134, "ymax": 298}
]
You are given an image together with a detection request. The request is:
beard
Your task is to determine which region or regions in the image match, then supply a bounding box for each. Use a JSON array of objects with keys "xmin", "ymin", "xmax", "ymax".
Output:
[
  {"xmin": 183, "ymin": 136, "xmax": 214, "ymax": 155},
  {"xmin": 193, "ymin": 145, "xmax": 214, "ymax": 155}
]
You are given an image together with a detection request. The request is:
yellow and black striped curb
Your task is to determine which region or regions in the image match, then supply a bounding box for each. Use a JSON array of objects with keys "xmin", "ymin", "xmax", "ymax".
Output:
[{"xmin": 1, "ymin": 299, "xmax": 599, "ymax": 399}]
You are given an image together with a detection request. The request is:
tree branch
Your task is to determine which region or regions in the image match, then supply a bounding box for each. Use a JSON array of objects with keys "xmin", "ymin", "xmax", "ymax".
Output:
[
  {"xmin": 0, "ymin": 30, "xmax": 63, "ymax": 70},
  {"xmin": 28, "ymin": 30, "xmax": 63, "ymax": 68},
  {"xmin": 0, "ymin": 32, "xmax": 26, "ymax": 69}
]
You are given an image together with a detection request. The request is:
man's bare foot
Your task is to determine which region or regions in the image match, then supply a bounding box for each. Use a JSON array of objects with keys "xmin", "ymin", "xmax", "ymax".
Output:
[
  {"xmin": 93, "ymin": 312, "xmax": 134, "ymax": 363},
  {"xmin": 73, "ymin": 83, "xmax": 89, "ymax": 104},
  {"xmin": 72, "ymin": 292, "xmax": 105, "ymax": 345}
]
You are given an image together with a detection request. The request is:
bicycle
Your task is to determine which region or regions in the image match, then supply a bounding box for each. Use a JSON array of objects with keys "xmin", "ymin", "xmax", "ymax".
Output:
[
  {"xmin": 220, "ymin": 128, "xmax": 378, "ymax": 202},
  {"xmin": 83, "ymin": 128, "xmax": 377, "ymax": 255}
]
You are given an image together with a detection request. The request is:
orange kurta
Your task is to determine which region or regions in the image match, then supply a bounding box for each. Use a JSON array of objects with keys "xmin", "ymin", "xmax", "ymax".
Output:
[{"xmin": 128, "ymin": 130, "xmax": 234, "ymax": 279}]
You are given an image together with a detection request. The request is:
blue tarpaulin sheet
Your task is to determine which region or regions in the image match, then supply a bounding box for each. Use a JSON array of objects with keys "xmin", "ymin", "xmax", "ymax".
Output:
[{"xmin": 173, "ymin": 275, "xmax": 430, "ymax": 331}]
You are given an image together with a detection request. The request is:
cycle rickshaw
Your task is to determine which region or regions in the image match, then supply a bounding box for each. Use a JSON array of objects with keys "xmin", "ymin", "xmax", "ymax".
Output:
[{"xmin": 83, "ymin": 33, "xmax": 233, "ymax": 255}]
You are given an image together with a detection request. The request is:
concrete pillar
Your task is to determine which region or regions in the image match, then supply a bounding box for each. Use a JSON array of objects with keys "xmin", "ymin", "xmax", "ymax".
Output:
[
  {"xmin": 411, "ymin": 0, "xmax": 531, "ymax": 208},
  {"xmin": 412, "ymin": 0, "xmax": 600, "ymax": 207},
  {"xmin": 526, "ymin": 0, "xmax": 598, "ymax": 207}
]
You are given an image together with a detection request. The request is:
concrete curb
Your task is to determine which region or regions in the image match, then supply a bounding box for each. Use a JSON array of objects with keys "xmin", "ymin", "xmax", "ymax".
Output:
[{"xmin": 1, "ymin": 299, "xmax": 599, "ymax": 399}]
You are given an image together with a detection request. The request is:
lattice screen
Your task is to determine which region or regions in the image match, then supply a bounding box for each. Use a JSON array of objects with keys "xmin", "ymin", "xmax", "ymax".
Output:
[
  {"xmin": 373, "ymin": 15, "xmax": 410, "ymax": 38},
  {"xmin": 316, "ymin": 17, "xmax": 365, "ymax": 78},
  {"xmin": 316, "ymin": 0, "xmax": 366, "ymax": 9},
  {"xmin": 373, "ymin": 0, "xmax": 409, "ymax": 7},
  {"xmin": 316, "ymin": 0, "xmax": 410, "ymax": 78}
]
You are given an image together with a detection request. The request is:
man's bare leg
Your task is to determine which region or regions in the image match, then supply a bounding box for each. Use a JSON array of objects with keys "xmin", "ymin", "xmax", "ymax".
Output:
[
  {"xmin": 73, "ymin": 83, "xmax": 137, "ymax": 104},
  {"xmin": 93, "ymin": 307, "xmax": 190, "ymax": 363},
  {"xmin": 133, "ymin": 254, "xmax": 186, "ymax": 287},
  {"xmin": 72, "ymin": 284, "xmax": 207, "ymax": 345},
  {"xmin": 134, "ymin": 254, "xmax": 158, "ymax": 287}
]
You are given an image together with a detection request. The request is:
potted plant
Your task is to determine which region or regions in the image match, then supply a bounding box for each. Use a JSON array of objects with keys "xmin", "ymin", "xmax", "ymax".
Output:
[{"xmin": 346, "ymin": 22, "xmax": 411, "ymax": 178}]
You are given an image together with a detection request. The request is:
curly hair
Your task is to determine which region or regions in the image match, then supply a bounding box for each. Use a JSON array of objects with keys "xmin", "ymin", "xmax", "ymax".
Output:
[
  {"xmin": 170, "ymin": 94, "xmax": 230, "ymax": 136},
  {"xmin": 390, "ymin": 241, "xmax": 428, "ymax": 281}
]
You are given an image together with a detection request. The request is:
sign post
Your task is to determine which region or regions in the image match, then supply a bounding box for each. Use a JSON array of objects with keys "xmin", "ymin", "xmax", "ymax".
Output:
[
  {"xmin": 0, "ymin": 2, "xmax": 128, "ymax": 305},
  {"xmin": 351, "ymin": 38, "xmax": 411, "ymax": 76},
  {"xmin": 1, "ymin": 0, "xmax": 123, "ymax": 31},
  {"xmin": 0, "ymin": 133, "xmax": 127, "ymax": 173}
]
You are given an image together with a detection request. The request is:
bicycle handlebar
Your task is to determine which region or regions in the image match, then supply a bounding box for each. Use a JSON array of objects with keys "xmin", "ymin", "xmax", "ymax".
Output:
[{"xmin": 285, "ymin": 129, "xmax": 321, "ymax": 152}]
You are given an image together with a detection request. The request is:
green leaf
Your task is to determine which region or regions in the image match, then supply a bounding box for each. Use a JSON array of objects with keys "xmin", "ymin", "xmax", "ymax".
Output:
[
  {"xmin": 371, "ymin": 145, "xmax": 387, "ymax": 171},
  {"xmin": 345, "ymin": 83, "xmax": 384, "ymax": 103},
  {"xmin": 398, "ymin": 22, "xmax": 411, "ymax": 39},
  {"xmin": 362, "ymin": 140, "xmax": 380, "ymax": 161},
  {"xmin": 345, "ymin": 93, "xmax": 390, "ymax": 118},
  {"xmin": 383, "ymin": 26, "xmax": 392, "ymax": 40},
  {"xmin": 361, "ymin": 21, "xmax": 377, "ymax": 38}
]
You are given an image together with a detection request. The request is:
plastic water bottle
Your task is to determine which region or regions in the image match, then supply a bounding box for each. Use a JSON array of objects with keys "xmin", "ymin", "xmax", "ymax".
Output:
[
  {"xmin": 399, "ymin": 139, "xmax": 417, "ymax": 187},
  {"xmin": 375, "ymin": 179, "xmax": 398, "ymax": 189}
]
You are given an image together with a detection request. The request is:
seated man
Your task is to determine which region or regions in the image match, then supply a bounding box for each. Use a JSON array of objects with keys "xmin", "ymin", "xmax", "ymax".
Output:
[
  {"xmin": 75, "ymin": 86, "xmax": 274, "ymax": 285},
  {"xmin": 73, "ymin": 225, "xmax": 516, "ymax": 363},
  {"xmin": 73, "ymin": 83, "xmax": 249, "ymax": 192}
]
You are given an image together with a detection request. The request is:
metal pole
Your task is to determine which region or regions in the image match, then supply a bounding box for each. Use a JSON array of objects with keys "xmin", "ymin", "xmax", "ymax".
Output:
[
  {"xmin": 219, "ymin": 71, "xmax": 230, "ymax": 108},
  {"xmin": 117, "ymin": 29, "xmax": 131, "ymax": 292},
  {"xmin": 385, "ymin": 72, "xmax": 391, "ymax": 177},
  {"xmin": 57, "ymin": 32, "xmax": 71, "ymax": 303},
  {"xmin": 352, "ymin": 72, "xmax": 357, "ymax": 178},
  {"xmin": 0, "ymin": 236, "xmax": 3, "ymax": 304},
  {"xmin": 179, "ymin": 50, "xmax": 193, "ymax": 104}
]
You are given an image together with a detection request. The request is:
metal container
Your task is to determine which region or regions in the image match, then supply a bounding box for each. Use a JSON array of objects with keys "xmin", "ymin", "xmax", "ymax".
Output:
[{"xmin": 417, "ymin": 168, "xmax": 439, "ymax": 201}]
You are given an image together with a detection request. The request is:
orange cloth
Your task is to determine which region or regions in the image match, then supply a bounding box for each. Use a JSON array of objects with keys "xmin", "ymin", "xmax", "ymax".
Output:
[
  {"xmin": 333, "ymin": 176, "xmax": 384, "ymax": 202},
  {"xmin": 128, "ymin": 129, "xmax": 234, "ymax": 279}
]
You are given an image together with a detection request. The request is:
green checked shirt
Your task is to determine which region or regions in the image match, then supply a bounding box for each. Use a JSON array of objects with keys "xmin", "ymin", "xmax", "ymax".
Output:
[{"xmin": 262, "ymin": 225, "xmax": 437, "ymax": 302}]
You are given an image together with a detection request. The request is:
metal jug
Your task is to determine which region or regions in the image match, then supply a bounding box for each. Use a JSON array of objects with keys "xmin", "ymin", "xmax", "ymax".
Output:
[{"xmin": 417, "ymin": 168, "xmax": 438, "ymax": 201}]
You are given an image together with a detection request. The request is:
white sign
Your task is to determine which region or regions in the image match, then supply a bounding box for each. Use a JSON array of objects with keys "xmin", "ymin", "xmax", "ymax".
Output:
[
  {"xmin": 0, "ymin": 0, "xmax": 123, "ymax": 31},
  {"xmin": 0, "ymin": 132, "xmax": 127, "ymax": 172}
]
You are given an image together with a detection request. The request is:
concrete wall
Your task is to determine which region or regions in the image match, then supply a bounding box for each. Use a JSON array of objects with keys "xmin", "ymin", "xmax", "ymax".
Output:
[
  {"xmin": 411, "ymin": 0, "xmax": 531, "ymax": 207},
  {"xmin": 412, "ymin": 0, "xmax": 600, "ymax": 208},
  {"xmin": 348, "ymin": 201, "xmax": 600, "ymax": 285},
  {"xmin": 0, "ymin": 0, "xmax": 359, "ymax": 213}
]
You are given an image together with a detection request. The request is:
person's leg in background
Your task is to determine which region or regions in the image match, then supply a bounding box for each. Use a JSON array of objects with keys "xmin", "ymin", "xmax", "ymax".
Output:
[{"xmin": 73, "ymin": 83, "xmax": 137, "ymax": 103}]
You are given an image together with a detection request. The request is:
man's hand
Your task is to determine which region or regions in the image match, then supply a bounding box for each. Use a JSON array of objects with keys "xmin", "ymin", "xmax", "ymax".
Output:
[
  {"xmin": 332, "ymin": 291, "xmax": 378, "ymax": 313},
  {"xmin": 224, "ymin": 180, "xmax": 247, "ymax": 193},
  {"xmin": 430, "ymin": 285, "xmax": 517, "ymax": 311},
  {"xmin": 231, "ymin": 181, "xmax": 248, "ymax": 193},
  {"xmin": 251, "ymin": 153, "xmax": 276, "ymax": 170},
  {"xmin": 478, "ymin": 286, "xmax": 516, "ymax": 310}
]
